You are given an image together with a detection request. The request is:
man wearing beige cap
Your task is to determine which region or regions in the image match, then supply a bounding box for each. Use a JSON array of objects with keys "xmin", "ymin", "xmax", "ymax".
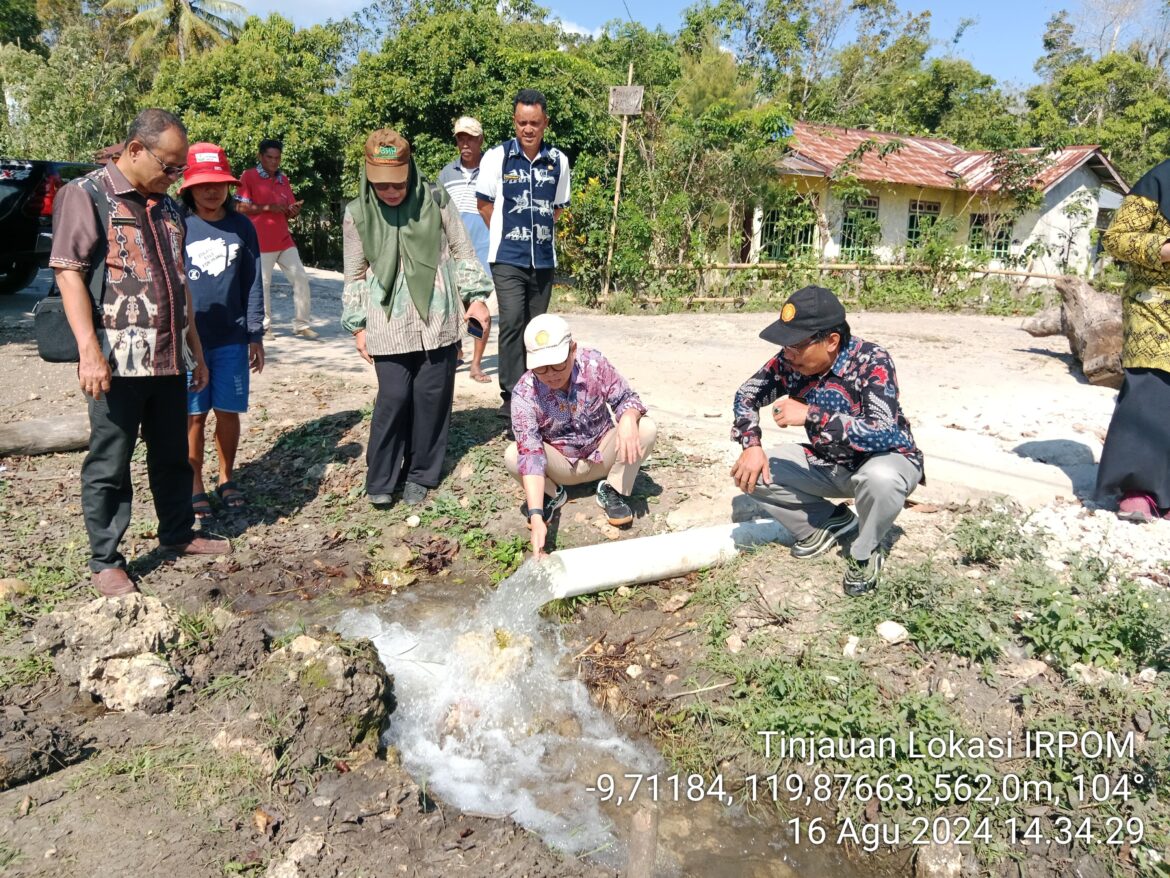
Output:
[
  {"xmin": 439, "ymin": 115, "xmax": 493, "ymax": 383},
  {"xmin": 505, "ymin": 314, "xmax": 656, "ymax": 556}
]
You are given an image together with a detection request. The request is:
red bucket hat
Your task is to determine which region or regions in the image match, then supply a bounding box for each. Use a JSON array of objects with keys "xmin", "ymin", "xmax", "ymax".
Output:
[{"xmin": 179, "ymin": 142, "xmax": 238, "ymax": 191}]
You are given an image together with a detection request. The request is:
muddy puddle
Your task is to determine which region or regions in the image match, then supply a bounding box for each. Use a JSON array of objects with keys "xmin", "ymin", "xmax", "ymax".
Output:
[{"xmin": 313, "ymin": 562, "xmax": 876, "ymax": 877}]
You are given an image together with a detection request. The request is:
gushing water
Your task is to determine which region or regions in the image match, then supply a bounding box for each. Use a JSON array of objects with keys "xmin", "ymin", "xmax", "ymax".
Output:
[
  {"xmin": 337, "ymin": 560, "xmax": 871, "ymax": 876},
  {"xmin": 336, "ymin": 559, "xmax": 659, "ymax": 863}
]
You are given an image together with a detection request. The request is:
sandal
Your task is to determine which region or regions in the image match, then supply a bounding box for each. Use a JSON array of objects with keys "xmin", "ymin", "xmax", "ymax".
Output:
[
  {"xmin": 192, "ymin": 492, "xmax": 213, "ymax": 519},
  {"xmin": 215, "ymin": 480, "xmax": 247, "ymax": 509},
  {"xmin": 1118, "ymin": 492, "xmax": 1159, "ymax": 522},
  {"xmin": 470, "ymin": 366, "xmax": 491, "ymax": 383}
]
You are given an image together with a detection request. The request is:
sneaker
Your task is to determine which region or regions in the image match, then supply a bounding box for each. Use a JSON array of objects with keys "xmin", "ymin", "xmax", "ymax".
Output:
[
  {"xmin": 402, "ymin": 482, "xmax": 429, "ymax": 505},
  {"xmin": 842, "ymin": 552, "xmax": 883, "ymax": 597},
  {"xmin": 596, "ymin": 482, "xmax": 633, "ymax": 527},
  {"xmin": 523, "ymin": 485, "xmax": 567, "ymax": 522},
  {"xmin": 790, "ymin": 504, "xmax": 858, "ymax": 559},
  {"xmin": 294, "ymin": 327, "xmax": 320, "ymax": 340},
  {"xmin": 368, "ymin": 492, "xmax": 394, "ymax": 508},
  {"xmin": 1118, "ymin": 492, "xmax": 1159, "ymax": 523}
]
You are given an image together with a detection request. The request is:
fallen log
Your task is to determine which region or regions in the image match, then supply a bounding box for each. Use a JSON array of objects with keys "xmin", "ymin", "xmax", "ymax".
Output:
[
  {"xmin": 0, "ymin": 413, "xmax": 90, "ymax": 456},
  {"xmin": 1021, "ymin": 277, "xmax": 1123, "ymax": 389}
]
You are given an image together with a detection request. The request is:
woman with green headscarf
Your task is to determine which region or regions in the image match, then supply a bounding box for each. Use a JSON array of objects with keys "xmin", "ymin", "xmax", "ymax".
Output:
[{"xmin": 342, "ymin": 129, "xmax": 493, "ymax": 508}]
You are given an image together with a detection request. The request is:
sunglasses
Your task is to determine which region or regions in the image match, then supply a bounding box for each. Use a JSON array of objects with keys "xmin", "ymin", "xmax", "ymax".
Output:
[{"xmin": 141, "ymin": 143, "xmax": 188, "ymax": 178}]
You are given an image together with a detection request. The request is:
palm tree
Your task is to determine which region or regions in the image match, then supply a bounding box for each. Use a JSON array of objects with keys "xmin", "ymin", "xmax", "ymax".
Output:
[{"xmin": 102, "ymin": 0, "xmax": 245, "ymax": 61}]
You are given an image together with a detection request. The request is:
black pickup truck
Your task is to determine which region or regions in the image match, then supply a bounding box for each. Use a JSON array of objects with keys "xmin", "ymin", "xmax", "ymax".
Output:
[{"xmin": 0, "ymin": 158, "xmax": 97, "ymax": 294}]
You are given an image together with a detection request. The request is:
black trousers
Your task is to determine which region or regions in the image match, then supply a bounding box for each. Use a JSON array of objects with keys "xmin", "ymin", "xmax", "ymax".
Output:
[
  {"xmin": 490, "ymin": 263, "xmax": 554, "ymax": 403},
  {"xmin": 82, "ymin": 375, "xmax": 195, "ymax": 572},
  {"xmin": 368, "ymin": 344, "xmax": 458, "ymax": 494},
  {"xmin": 1095, "ymin": 367, "xmax": 1170, "ymax": 508}
]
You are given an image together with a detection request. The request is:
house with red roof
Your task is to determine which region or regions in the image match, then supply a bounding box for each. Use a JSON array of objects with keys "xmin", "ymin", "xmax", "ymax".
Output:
[{"xmin": 756, "ymin": 121, "xmax": 1128, "ymax": 276}]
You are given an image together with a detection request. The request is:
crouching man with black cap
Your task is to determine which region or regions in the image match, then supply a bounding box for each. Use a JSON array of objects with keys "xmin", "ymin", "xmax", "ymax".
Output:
[{"xmin": 730, "ymin": 286, "xmax": 924, "ymax": 595}]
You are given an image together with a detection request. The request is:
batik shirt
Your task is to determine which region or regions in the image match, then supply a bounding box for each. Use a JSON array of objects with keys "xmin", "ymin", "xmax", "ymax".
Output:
[
  {"xmin": 1101, "ymin": 193, "xmax": 1170, "ymax": 371},
  {"xmin": 511, "ymin": 347, "xmax": 646, "ymax": 476},
  {"xmin": 732, "ymin": 337, "xmax": 923, "ymax": 473},
  {"xmin": 476, "ymin": 138, "xmax": 570, "ymax": 269},
  {"xmin": 49, "ymin": 163, "xmax": 189, "ymax": 377}
]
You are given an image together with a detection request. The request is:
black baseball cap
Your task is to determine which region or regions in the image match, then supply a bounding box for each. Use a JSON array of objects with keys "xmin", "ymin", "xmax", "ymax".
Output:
[{"xmin": 759, "ymin": 285, "xmax": 847, "ymax": 347}]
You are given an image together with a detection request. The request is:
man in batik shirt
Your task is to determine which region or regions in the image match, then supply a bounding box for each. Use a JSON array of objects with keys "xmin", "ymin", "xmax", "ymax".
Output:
[
  {"xmin": 505, "ymin": 314, "xmax": 656, "ymax": 556},
  {"xmin": 730, "ymin": 286, "xmax": 923, "ymax": 596}
]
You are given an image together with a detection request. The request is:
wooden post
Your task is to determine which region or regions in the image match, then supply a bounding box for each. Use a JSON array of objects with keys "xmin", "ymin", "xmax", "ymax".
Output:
[{"xmin": 600, "ymin": 63, "xmax": 634, "ymax": 301}]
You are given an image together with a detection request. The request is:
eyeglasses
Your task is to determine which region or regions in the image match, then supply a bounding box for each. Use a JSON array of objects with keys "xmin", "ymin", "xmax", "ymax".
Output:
[
  {"xmin": 533, "ymin": 357, "xmax": 571, "ymax": 376},
  {"xmin": 140, "ymin": 143, "xmax": 188, "ymax": 178},
  {"xmin": 782, "ymin": 336, "xmax": 822, "ymax": 354}
]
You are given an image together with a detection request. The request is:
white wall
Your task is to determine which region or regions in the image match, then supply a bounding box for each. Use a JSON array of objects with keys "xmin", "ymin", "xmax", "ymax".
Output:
[
  {"xmin": 1011, "ymin": 166, "xmax": 1100, "ymax": 276},
  {"xmin": 762, "ymin": 169, "xmax": 1106, "ymax": 278}
]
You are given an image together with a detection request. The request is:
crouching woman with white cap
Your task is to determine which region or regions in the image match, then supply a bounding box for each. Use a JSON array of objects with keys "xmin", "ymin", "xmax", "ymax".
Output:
[{"xmin": 504, "ymin": 314, "xmax": 657, "ymax": 556}]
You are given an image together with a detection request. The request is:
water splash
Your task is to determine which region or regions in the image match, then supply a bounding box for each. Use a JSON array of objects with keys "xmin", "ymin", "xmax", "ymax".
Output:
[{"xmin": 336, "ymin": 559, "xmax": 659, "ymax": 862}]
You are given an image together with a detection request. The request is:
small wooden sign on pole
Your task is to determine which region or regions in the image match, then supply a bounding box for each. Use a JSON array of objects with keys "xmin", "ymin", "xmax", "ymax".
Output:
[
  {"xmin": 601, "ymin": 66, "xmax": 642, "ymax": 300},
  {"xmin": 608, "ymin": 85, "xmax": 644, "ymax": 116}
]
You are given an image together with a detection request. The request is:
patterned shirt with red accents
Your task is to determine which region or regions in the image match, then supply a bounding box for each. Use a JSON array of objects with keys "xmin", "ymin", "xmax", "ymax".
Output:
[{"xmin": 732, "ymin": 336, "xmax": 924, "ymax": 474}]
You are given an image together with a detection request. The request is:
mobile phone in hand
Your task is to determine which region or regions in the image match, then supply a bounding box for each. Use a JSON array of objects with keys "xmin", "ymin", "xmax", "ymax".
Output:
[{"xmin": 467, "ymin": 317, "xmax": 484, "ymax": 339}]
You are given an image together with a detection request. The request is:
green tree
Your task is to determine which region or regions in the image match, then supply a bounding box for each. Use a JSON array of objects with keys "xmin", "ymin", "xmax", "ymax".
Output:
[
  {"xmin": 0, "ymin": 0, "xmax": 42, "ymax": 50},
  {"xmin": 902, "ymin": 58, "xmax": 1022, "ymax": 149},
  {"xmin": 102, "ymin": 0, "xmax": 244, "ymax": 61},
  {"xmin": 346, "ymin": 1, "xmax": 612, "ymax": 181},
  {"xmin": 150, "ymin": 13, "xmax": 347, "ymax": 261},
  {"xmin": 803, "ymin": 2, "xmax": 931, "ymax": 127},
  {"xmin": 1025, "ymin": 51, "xmax": 1170, "ymax": 179},
  {"xmin": 1034, "ymin": 10, "xmax": 1086, "ymax": 82},
  {"xmin": 680, "ymin": 0, "xmax": 810, "ymax": 96},
  {"xmin": 0, "ymin": 24, "xmax": 137, "ymax": 159}
]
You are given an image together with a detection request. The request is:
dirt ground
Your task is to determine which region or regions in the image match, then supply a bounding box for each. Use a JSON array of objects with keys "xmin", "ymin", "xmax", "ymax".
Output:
[{"xmin": 0, "ymin": 269, "xmax": 1149, "ymax": 877}]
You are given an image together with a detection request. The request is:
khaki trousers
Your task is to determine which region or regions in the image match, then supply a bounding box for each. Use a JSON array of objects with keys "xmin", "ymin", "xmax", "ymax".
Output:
[
  {"xmin": 504, "ymin": 417, "xmax": 657, "ymax": 497},
  {"xmin": 261, "ymin": 246, "xmax": 312, "ymax": 332}
]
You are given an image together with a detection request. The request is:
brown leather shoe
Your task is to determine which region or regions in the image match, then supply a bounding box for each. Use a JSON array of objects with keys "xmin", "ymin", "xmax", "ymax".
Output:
[
  {"xmin": 161, "ymin": 535, "xmax": 232, "ymax": 555},
  {"xmin": 92, "ymin": 568, "xmax": 137, "ymax": 597}
]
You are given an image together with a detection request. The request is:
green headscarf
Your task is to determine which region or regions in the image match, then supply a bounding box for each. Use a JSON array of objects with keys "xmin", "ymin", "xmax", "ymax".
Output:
[{"xmin": 349, "ymin": 157, "xmax": 442, "ymax": 320}]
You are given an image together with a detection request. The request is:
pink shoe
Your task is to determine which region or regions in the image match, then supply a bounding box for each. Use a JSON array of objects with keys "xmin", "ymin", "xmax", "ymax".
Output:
[{"xmin": 1118, "ymin": 493, "xmax": 1159, "ymax": 522}]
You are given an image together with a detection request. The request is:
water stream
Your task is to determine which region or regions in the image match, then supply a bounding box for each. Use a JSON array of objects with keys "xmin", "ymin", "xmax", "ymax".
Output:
[{"xmin": 334, "ymin": 560, "xmax": 872, "ymax": 876}]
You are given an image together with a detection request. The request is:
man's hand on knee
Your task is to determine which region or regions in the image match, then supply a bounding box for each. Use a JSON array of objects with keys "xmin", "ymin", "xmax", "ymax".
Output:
[{"xmin": 730, "ymin": 446, "xmax": 771, "ymax": 494}]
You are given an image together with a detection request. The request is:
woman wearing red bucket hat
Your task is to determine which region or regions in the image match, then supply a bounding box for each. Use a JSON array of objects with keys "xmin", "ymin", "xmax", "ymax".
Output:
[{"xmin": 178, "ymin": 142, "xmax": 265, "ymax": 519}]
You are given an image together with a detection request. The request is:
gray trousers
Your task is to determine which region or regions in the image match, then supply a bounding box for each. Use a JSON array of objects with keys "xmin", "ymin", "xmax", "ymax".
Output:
[{"xmin": 750, "ymin": 445, "xmax": 922, "ymax": 561}]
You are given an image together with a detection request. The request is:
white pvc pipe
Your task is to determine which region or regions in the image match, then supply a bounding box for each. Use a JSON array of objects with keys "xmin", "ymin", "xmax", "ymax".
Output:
[{"xmin": 543, "ymin": 518, "xmax": 786, "ymax": 599}]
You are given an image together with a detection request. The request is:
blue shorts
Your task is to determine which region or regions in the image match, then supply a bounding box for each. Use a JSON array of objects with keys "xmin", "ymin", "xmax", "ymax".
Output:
[{"xmin": 188, "ymin": 343, "xmax": 249, "ymax": 415}]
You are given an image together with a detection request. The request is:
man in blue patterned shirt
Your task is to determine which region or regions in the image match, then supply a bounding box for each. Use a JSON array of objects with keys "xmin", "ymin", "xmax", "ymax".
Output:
[
  {"xmin": 730, "ymin": 286, "xmax": 923, "ymax": 596},
  {"xmin": 476, "ymin": 88, "xmax": 571, "ymax": 421}
]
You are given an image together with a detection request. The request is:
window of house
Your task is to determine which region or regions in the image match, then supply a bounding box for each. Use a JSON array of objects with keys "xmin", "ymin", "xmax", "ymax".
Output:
[
  {"xmin": 840, "ymin": 196, "xmax": 880, "ymax": 259},
  {"xmin": 906, "ymin": 200, "xmax": 941, "ymax": 246},
  {"xmin": 761, "ymin": 195, "xmax": 817, "ymax": 260},
  {"xmin": 968, "ymin": 214, "xmax": 1012, "ymax": 260}
]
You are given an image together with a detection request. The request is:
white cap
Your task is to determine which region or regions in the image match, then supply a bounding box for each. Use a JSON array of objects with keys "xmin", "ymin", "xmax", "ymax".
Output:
[
  {"xmin": 524, "ymin": 314, "xmax": 572, "ymax": 369},
  {"xmin": 453, "ymin": 116, "xmax": 483, "ymax": 137}
]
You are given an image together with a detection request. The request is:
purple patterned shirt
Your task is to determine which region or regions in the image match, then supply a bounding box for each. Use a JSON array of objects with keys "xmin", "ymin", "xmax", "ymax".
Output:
[
  {"xmin": 511, "ymin": 347, "xmax": 647, "ymax": 476},
  {"xmin": 732, "ymin": 336, "xmax": 923, "ymax": 473}
]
